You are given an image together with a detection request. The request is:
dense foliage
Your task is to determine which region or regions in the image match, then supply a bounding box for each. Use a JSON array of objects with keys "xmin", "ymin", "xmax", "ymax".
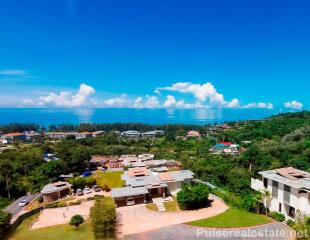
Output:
[
  {"xmin": 90, "ymin": 197, "xmax": 118, "ymax": 240},
  {"xmin": 177, "ymin": 183, "xmax": 209, "ymax": 210},
  {"xmin": 0, "ymin": 210, "xmax": 11, "ymax": 240}
]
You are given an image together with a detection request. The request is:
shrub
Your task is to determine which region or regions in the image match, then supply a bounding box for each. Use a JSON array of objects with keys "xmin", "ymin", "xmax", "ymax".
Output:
[
  {"xmin": 69, "ymin": 214, "xmax": 84, "ymax": 228},
  {"xmin": 286, "ymin": 219, "xmax": 295, "ymax": 227},
  {"xmin": 269, "ymin": 211, "xmax": 285, "ymax": 222},
  {"xmin": 177, "ymin": 183, "xmax": 209, "ymax": 210},
  {"xmin": 0, "ymin": 210, "xmax": 11, "ymax": 240},
  {"xmin": 90, "ymin": 197, "xmax": 118, "ymax": 240},
  {"xmin": 102, "ymin": 184, "xmax": 111, "ymax": 192}
]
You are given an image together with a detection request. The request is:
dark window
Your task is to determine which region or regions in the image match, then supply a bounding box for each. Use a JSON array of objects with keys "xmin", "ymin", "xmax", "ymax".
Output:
[
  {"xmin": 279, "ymin": 203, "xmax": 282, "ymax": 212},
  {"xmin": 284, "ymin": 185, "xmax": 291, "ymax": 193},
  {"xmin": 272, "ymin": 181, "xmax": 278, "ymax": 198},
  {"xmin": 289, "ymin": 206, "xmax": 295, "ymax": 218},
  {"xmin": 284, "ymin": 185, "xmax": 291, "ymax": 203},
  {"xmin": 263, "ymin": 178, "xmax": 268, "ymax": 188}
]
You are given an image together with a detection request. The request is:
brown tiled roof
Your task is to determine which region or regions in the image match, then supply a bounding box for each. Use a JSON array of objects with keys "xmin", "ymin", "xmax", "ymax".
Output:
[
  {"xmin": 158, "ymin": 172, "xmax": 174, "ymax": 181},
  {"xmin": 79, "ymin": 132, "xmax": 92, "ymax": 134},
  {"xmin": 4, "ymin": 132, "xmax": 25, "ymax": 137},
  {"xmin": 128, "ymin": 167, "xmax": 149, "ymax": 177}
]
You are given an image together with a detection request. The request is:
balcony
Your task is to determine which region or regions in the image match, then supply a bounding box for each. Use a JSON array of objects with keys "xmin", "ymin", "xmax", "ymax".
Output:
[{"xmin": 251, "ymin": 178, "xmax": 264, "ymax": 191}]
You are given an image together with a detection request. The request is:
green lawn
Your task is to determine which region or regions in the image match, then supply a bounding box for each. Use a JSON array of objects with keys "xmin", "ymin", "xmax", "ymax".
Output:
[
  {"xmin": 188, "ymin": 208, "xmax": 273, "ymax": 228},
  {"xmin": 92, "ymin": 171, "xmax": 124, "ymax": 188},
  {"xmin": 146, "ymin": 196, "xmax": 180, "ymax": 212},
  {"xmin": 10, "ymin": 214, "xmax": 94, "ymax": 240}
]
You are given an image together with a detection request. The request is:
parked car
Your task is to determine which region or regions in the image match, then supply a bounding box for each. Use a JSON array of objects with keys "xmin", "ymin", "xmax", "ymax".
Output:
[
  {"xmin": 76, "ymin": 189, "xmax": 84, "ymax": 196},
  {"xmin": 126, "ymin": 197, "xmax": 135, "ymax": 206},
  {"xmin": 83, "ymin": 187, "xmax": 92, "ymax": 194},
  {"xmin": 18, "ymin": 199, "xmax": 29, "ymax": 207},
  {"xmin": 92, "ymin": 185, "xmax": 102, "ymax": 192}
]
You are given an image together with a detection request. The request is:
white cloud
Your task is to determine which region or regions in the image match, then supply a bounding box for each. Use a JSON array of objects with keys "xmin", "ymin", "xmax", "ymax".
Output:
[
  {"xmin": 242, "ymin": 102, "xmax": 274, "ymax": 109},
  {"xmin": 163, "ymin": 95, "xmax": 177, "ymax": 108},
  {"xmin": 144, "ymin": 96, "xmax": 160, "ymax": 108},
  {"xmin": 39, "ymin": 83, "xmax": 95, "ymax": 107},
  {"xmin": 103, "ymin": 94, "xmax": 130, "ymax": 107},
  {"xmin": 284, "ymin": 100, "xmax": 303, "ymax": 110},
  {"xmin": 226, "ymin": 98, "xmax": 240, "ymax": 108},
  {"xmin": 0, "ymin": 69, "xmax": 33, "ymax": 78},
  {"xmin": 157, "ymin": 82, "xmax": 226, "ymax": 106},
  {"xmin": 134, "ymin": 97, "xmax": 143, "ymax": 108}
]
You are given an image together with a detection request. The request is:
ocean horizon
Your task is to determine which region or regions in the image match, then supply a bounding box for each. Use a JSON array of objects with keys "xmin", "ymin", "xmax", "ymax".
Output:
[{"xmin": 0, "ymin": 108, "xmax": 283, "ymax": 126}]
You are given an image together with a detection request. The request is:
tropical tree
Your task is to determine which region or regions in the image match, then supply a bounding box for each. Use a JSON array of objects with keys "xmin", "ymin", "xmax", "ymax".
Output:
[
  {"xmin": 69, "ymin": 214, "xmax": 84, "ymax": 228},
  {"xmin": 0, "ymin": 159, "xmax": 14, "ymax": 199},
  {"xmin": 253, "ymin": 191, "xmax": 262, "ymax": 214},
  {"xmin": 261, "ymin": 189, "xmax": 272, "ymax": 216}
]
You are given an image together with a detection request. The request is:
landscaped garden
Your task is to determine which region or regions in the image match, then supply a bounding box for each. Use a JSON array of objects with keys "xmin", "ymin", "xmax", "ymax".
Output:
[
  {"xmin": 9, "ymin": 213, "xmax": 94, "ymax": 240},
  {"xmin": 188, "ymin": 208, "xmax": 272, "ymax": 228}
]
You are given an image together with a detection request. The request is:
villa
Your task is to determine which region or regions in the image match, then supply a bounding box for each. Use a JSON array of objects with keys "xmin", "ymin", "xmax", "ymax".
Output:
[
  {"xmin": 187, "ymin": 130, "xmax": 201, "ymax": 138},
  {"xmin": 121, "ymin": 130, "xmax": 141, "ymax": 138},
  {"xmin": 41, "ymin": 181, "xmax": 72, "ymax": 203},
  {"xmin": 1, "ymin": 132, "xmax": 26, "ymax": 143},
  {"xmin": 76, "ymin": 131, "xmax": 93, "ymax": 139},
  {"xmin": 251, "ymin": 167, "xmax": 310, "ymax": 219},
  {"xmin": 142, "ymin": 130, "xmax": 165, "ymax": 138},
  {"xmin": 111, "ymin": 167, "xmax": 194, "ymax": 207},
  {"xmin": 209, "ymin": 142, "xmax": 240, "ymax": 155}
]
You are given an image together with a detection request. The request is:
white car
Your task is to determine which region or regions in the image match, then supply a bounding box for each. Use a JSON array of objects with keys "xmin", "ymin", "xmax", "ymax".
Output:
[
  {"xmin": 83, "ymin": 188, "xmax": 92, "ymax": 194},
  {"xmin": 18, "ymin": 199, "xmax": 29, "ymax": 207}
]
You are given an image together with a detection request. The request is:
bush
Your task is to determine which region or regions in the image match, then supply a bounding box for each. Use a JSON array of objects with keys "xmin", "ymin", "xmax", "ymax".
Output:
[
  {"xmin": 69, "ymin": 176, "xmax": 96, "ymax": 190},
  {"xmin": 102, "ymin": 184, "xmax": 111, "ymax": 192},
  {"xmin": 177, "ymin": 183, "xmax": 209, "ymax": 210},
  {"xmin": 286, "ymin": 219, "xmax": 295, "ymax": 227},
  {"xmin": 90, "ymin": 197, "xmax": 118, "ymax": 240},
  {"xmin": 269, "ymin": 211, "xmax": 285, "ymax": 222},
  {"xmin": 0, "ymin": 210, "xmax": 11, "ymax": 240},
  {"xmin": 69, "ymin": 214, "xmax": 84, "ymax": 228}
]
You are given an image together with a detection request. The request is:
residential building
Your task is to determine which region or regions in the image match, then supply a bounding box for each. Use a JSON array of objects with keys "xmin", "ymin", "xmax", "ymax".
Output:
[
  {"xmin": 111, "ymin": 167, "xmax": 194, "ymax": 207},
  {"xmin": 92, "ymin": 130, "xmax": 105, "ymax": 137},
  {"xmin": 142, "ymin": 130, "xmax": 165, "ymax": 138},
  {"xmin": 138, "ymin": 154, "xmax": 155, "ymax": 161},
  {"xmin": 187, "ymin": 130, "xmax": 201, "ymax": 138},
  {"xmin": 45, "ymin": 132, "xmax": 77, "ymax": 139},
  {"xmin": 76, "ymin": 131, "xmax": 93, "ymax": 139},
  {"xmin": 1, "ymin": 132, "xmax": 26, "ymax": 143},
  {"xmin": 251, "ymin": 167, "xmax": 310, "ymax": 219},
  {"xmin": 121, "ymin": 130, "xmax": 141, "ymax": 138},
  {"xmin": 41, "ymin": 181, "xmax": 72, "ymax": 203}
]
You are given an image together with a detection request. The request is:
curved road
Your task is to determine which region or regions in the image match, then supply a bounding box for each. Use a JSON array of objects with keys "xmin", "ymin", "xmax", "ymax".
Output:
[{"xmin": 124, "ymin": 222, "xmax": 294, "ymax": 240}]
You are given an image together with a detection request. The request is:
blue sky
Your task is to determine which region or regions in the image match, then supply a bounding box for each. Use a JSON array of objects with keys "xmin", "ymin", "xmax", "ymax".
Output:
[{"xmin": 0, "ymin": 0, "xmax": 309, "ymax": 110}]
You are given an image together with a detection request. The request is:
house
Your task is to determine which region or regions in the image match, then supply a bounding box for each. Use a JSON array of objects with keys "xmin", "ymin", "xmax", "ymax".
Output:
[
  {"xmin": 76, "ymin": 132, "xmax": 93, "ymax": 139},
  {"xmin": 112, "ymin": 167, "xmax": 194, "ymax": 207},
  {"xmin": 119, "ymin": 155, "xmax": 138, "ymax": 166},
  {"xmin": 251, "ymin": 167, "xmax": 310, "ymax": 219},
  {"xmin": 1, "ymin": 132, "xmax": 26, "ymax": 143},
  {"xmin": 92, "ymin": 130, "xmax": 105, "ymax": 137},
  {"xmin": 26, "ymin": 132, "xmax": 42, "ymax": 141},
  {"xmin": 138, "ymin": 154, "xmax": 155, "ymax": 162},
  {"xmin": 121, "ymin": 130, "xmax": 141, "ymax": 138},
  {"xmin": 187, "ymin": 131, "xmax": 200, "ymax": 138},
  {"xmin": 45, "ymin": 132, "xmax": 77, "ymax": 139},
  {"xmin": 41, "ymin": 181, "xmax": 72, "ymax": 203},
  {"xmin": 142, "ymin": 130, "xmax": 165, "ymax": 138}
]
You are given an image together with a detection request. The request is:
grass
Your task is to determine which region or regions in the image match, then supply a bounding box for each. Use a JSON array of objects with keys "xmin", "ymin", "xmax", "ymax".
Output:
[
  {"xmin": 188, "ymin": 208, "xmax": 273, "ymax": 228},
  {"xmin": 92, "ymin": 171, "xmax": 124, "ymax": 188},
  {"xmin": 146, "ymin": 196, "xmax": 180, "ymax": 212},
  {"xmin": 10, "ymin": 214, "xmax": 94, "ymax": 240}
]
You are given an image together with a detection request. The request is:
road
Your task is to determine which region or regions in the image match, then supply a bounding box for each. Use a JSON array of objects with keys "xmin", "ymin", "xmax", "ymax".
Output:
[{"xmin": 5, "ymin": 193, "xmax": 40, "ymax": 217}]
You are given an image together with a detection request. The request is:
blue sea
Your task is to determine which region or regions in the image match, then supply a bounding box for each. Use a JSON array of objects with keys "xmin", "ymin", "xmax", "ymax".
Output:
[{"xmin": 0, "ymin": 108, "xmax": 282, "ymax": 126}]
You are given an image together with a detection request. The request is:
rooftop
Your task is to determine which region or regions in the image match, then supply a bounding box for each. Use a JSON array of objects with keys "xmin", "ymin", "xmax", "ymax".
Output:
[
  {"xmin": 259, "ymin": 167, "xmax": 310, "ymax": 190},
  {"xmin": 111, "ymin": 186, "xmax": 149, "ymax": 198}
]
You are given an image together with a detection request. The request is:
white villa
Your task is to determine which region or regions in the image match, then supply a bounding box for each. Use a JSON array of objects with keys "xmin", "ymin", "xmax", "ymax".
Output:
[{"xmin": 251, "ymin": 167, "xmax": 310, "ymax": 219}]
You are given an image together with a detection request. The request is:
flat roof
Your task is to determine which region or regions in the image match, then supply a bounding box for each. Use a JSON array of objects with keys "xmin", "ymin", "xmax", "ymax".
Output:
[{"xmin": 111, "ymin": 187, "xmax": 148, "ymax": 198}]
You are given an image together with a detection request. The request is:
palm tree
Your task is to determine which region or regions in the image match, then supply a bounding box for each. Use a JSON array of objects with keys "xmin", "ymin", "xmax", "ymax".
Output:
[
  {"xmin": 261, "ymin": 189, "xmax": 272, "ymax": 216},
  {"xmin": 253, "ymin": 191, "xmax": 262, "ymax": 214}
]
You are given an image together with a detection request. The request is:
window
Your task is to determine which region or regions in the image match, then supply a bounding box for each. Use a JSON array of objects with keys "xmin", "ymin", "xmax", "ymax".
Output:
[
  {"xmin": 279, "ymin": 203, "xmax": 282, "ymax": 212},
  {"xmin": 284, "ymin": 185, "xmax": 291, "ymax": 203},
  {"xmin": 263, "ymin": 178, "xmax": 268, "ymax": 188},
  {"xmin": 272, "ymin": 181, "xmax": 278, "ymax": 198},
  {"xmin": 289, "ymin": 206, "xmax": 295, "ymax": 218}
]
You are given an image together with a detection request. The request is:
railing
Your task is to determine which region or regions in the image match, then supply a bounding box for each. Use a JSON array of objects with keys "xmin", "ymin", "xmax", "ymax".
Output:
[{"xmin": 251, "ymin": 178, "xmax": 264, "ymax": 191}]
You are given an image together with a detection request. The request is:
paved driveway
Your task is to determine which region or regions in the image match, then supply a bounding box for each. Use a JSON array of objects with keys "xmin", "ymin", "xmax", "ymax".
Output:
[
  {"xmin": 118, "ymin": 194, "xmax": 228, "ymax": 236},
  {"xmin": 124, "ymin": 222, "xmax": 294, "ymax": 240}
]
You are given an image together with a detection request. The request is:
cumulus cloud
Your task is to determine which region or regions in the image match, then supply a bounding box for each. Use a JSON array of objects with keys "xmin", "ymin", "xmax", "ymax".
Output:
[
  {"xmin": 157, "ymin": 82, "xmax": 226, "ymax": 106},
  {"xmin": 144, "ymin": 96, "xmax": 160, "ymax": 108},
  {"xmin": 162, "ymin": 95, "xmax": 202, "ymax": 109},
  {"xmin": 39, "ymin": 83, "xmax": 95, "ymax": 107},
  {"xmin": 226, "ymin": 98, "xmax": 240, "ymax": 108},
  {"xmin": 284, "ymin": 100, "xmax": 303, "ymax": 110},
  {"xmin": 103, "ymin": 94, "xmax": 130, "ymax": 107},
  {"xmin": 242, "ymin": 102, "xmax": 274, "ymax": 109}
]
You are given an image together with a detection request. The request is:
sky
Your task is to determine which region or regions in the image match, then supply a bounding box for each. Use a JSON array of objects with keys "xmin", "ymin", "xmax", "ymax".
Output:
[{"xmin": 0, "ymin": 0, "xmax": 309, "ymax": 110}]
